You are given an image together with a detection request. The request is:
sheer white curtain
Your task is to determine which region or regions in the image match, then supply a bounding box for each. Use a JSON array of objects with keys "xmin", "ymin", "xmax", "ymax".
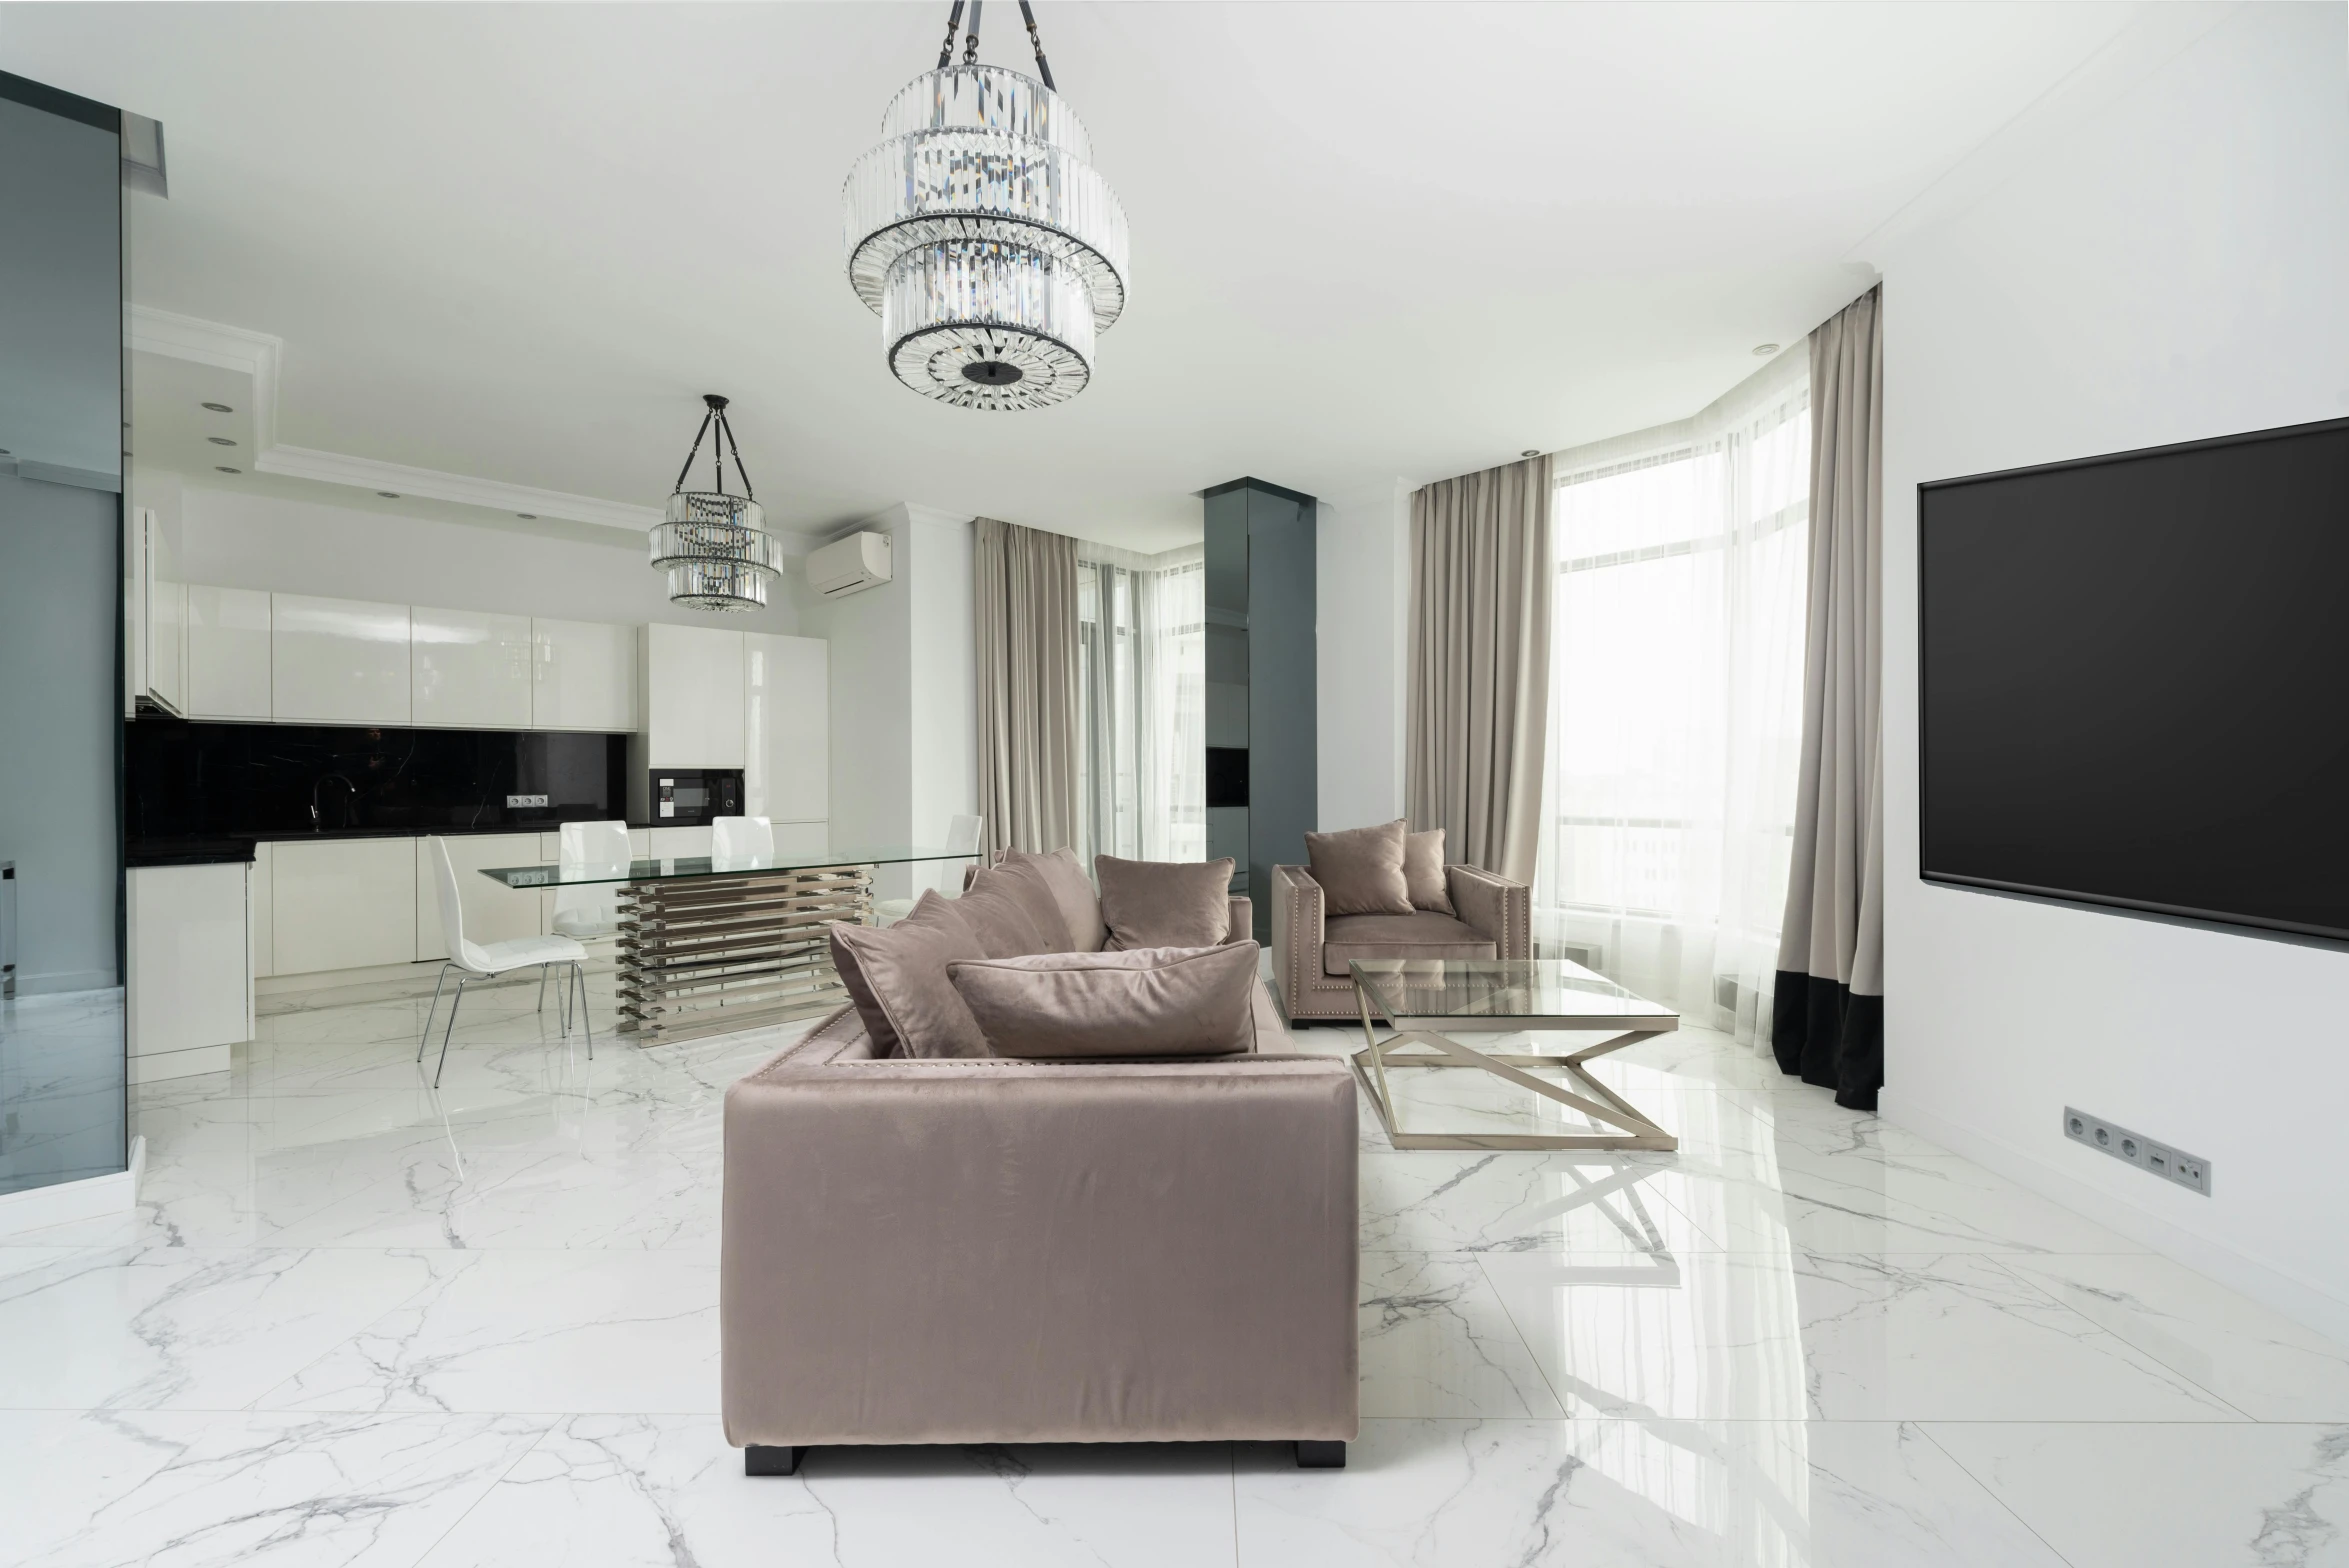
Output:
[
  {"xmin": 1534, "ymin": 352, "xmax": 1811, "ymax": 1046},
  {"xmin": 1078, "ymin": 542, "xmax": 1206, "ymax": 863}
]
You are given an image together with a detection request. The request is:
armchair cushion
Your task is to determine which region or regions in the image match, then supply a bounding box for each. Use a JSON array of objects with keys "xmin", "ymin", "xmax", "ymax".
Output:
[
  {"xmin": 949, "ymin": 942, "xmax": 1261, "ymax": 1058},
  {"xmin": 1303, "ymin": 820, "xmax": 1413, "ymax": 916},
  {"xmin": 1403, "ymin": 829, "xmax": 1455, "ymax": 915},
  {"xmin": 1097, "ymin": 855, "xmax": 1236, "ymax": 950},
  {"xmin": 1321, "ymin": 911, "xmax": 1497, "ymax": 976}
]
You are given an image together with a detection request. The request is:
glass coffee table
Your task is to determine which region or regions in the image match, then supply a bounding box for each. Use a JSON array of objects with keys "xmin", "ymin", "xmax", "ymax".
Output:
[{"xmin": 1349, "ymin": 957, "xmax": 1681, "ymax": 1152}]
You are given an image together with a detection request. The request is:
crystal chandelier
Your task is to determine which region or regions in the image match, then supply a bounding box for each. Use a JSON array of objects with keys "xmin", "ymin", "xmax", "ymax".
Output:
[
  {"xmin": 842, "ymin": 1, "xmax": 1129, "ymax": 410},
  {"xmin": 648, "ymin": 395, "xmax": 782, "ymax": 611}
]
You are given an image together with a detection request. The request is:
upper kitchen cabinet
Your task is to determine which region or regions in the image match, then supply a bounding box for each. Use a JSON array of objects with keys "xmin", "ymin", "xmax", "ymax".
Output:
[
  {"xmin": 183, "ymin": 585, "xmax": 272, "ymax": 720},
  {"xmin": 126, "ymin": 509, "xmax": 185, "ymax": 717},
  {"xmin": 532, "ymin": 617, "xmax": 636, "ymax": 733},
  {"xmin": 412, "ymin": 606, "xmax": 532, "ymax": 729},
  {"xmin": 745, "ymin": 632, "xmax": 827, "ymax": 823},
  {"xmin": 271, "ymin": 594, "xmax": 411, "ymax": 725},
  {"xmin": 639, "ymin": 623, "xmax": 744, "ymax": 768}
]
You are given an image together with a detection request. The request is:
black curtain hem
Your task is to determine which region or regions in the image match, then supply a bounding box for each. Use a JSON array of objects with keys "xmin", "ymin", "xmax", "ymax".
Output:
[{"xmin": 1771, "ymin": 971, "xmax": 1883, "ymax": 1112}]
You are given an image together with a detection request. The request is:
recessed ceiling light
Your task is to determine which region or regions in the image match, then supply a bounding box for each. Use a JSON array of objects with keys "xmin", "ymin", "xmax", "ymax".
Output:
[
  {"xmin": 1752, "ymin": 343, "xmax": 1781, "ymax": 356},
  {"xmin": 201, "ymin": 401, "xmax": 233, "ymax": 413},
  {"xmin": 377, "ymin": 491, "xmax": 400, "ymax": 499},
  {"xmin": 516, "ymin": 512, "xmax": 537, "ymax": 520},
  {"xmin": 207, "ymin": 436, "xmax": 236, "ymax": 446},
  {"xmin": 215, "ymin": 465, "xmax": 241, "ymax": 474},
  {"xmin": 1521, "ymin": 449, "xmax": 1542, "ymax": 458}
]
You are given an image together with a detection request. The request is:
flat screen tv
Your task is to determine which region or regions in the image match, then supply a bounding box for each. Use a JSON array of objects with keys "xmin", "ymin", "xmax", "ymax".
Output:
[{"xmin": 1919, "ymin": 417, "xmax": 2349, "ymax": 944}]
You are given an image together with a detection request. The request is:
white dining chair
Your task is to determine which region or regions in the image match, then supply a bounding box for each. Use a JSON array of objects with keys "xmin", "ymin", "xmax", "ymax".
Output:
[
  {"xmin": 417, "ymin": 836, "xmax": 592, "ymax": 1087},
  {"xmin": 712, "ymin": 815, "xmax": 774, "ymax": 870},
  {"xmin": 551, "ymin": 820, "xmax": 631, "ymax": 941},
  {"xmin": 874, "ymin": 812, "xmax": 985, "ymax": 925}
]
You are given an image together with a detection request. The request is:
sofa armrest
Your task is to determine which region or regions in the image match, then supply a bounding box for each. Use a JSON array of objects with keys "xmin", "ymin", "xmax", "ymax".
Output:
[
  {"xmin": 1270, "ymin": 864, "xmax": 1325, "ymax": 1021},
  {"xmin": 1446, "ymin": 864, "xmax": 1531, "ymax": 960},
  {"xmin": 1225, "ymin": 895, "xmax": 1253, "ymax": 945},
  {"xmin": 722, "ymin": 1053, "xmax": 1358, "ymax": 1447}
]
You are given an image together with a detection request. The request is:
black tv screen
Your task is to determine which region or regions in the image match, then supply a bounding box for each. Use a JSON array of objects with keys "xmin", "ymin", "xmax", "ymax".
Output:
[{"xmin": 1919, "ymin": 417, "xmax": 2349, "ymax": 943}]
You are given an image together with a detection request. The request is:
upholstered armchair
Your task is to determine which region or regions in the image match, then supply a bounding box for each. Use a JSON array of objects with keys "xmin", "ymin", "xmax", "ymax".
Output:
[{"xmin": 1270, "ymin": 862, "xmax": 1531, "ymax": 1022}]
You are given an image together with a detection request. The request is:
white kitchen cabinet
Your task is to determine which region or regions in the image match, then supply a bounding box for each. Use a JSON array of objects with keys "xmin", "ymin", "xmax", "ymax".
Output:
[
  {"xmin": 127, "ymin": 861, "xmax": 251, "ymax": 1082},
  {"xmin": 533, "ymin": 617, "xmax": 637, "ymax": 732},
  {"xmin": 771, "ymin": 820, "xmax": 830, "ymax": 857},
  {"xmin": 184, "ymin": 585, "xmax": 273, "ymax": 720},
  {"xmin": 414, "ymin": 833, "xmax": 547, "ymax": 961},
  {"xmin": 251, "ymin": 841, "xmax": 275, "ymax": 979},
  {"xmin": 272, "ymin": 594, "xmax": 412, "ymax": 725},
  {"xmin": 745, "ymin": 632, "xmax": 828, "ymax": 824},
  {"xmin": 640, "ymin": 624, "xmax": 745, "ymax": 767},
  {"xmin": 412, "ymin": 607, "xmax": 533, "ymax": 729},
  {"xmin": 271, "ymin": 836, "xmax": 417, "ymax": 975},
  {"xmin": 647, "ymin": 825, "xmax": 712, "ymax": 861},
  {"xmin": 126, "ymin": 509, "xmax": 187, "ymax": 718}
]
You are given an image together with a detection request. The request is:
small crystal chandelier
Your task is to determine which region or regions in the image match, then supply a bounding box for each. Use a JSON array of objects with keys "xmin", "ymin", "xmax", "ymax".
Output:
[
  {"xmin": 648, "ymin": 395, "xmax": 782, "ymax": 611},
  {"xmin": 842, "ymin": 1, "xmax": 1129, "ymax": 410}
]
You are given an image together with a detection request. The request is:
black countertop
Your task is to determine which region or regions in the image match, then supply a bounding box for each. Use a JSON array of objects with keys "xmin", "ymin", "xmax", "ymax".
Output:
[
  {"xmin": 127, "ymin": 820, "xmax": 661, "ymax": 867},
  {"xmin": 126, "ymin": 838, "xmax": 258, "ymax": 868}
]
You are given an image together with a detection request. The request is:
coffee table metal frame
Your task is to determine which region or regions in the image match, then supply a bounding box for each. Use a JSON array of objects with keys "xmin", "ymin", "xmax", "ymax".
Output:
[{"xmin": 1349, "ymin": 959, "xmax": 1680, "ymax": 1153}]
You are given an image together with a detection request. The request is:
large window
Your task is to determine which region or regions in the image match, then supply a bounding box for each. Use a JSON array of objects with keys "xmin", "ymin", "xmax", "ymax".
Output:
[
  {"xmin": 1077, "ymin": 543, "xmax": 1206, "ymax": 863},
  {"xmin": 1535, "ymin": 353, "xmax": 1810, "ymax": 1043}
]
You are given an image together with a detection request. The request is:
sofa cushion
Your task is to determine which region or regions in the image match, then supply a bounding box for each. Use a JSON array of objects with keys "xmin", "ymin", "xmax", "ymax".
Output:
[
  {"xmin": 828, "ymin": 891, "xmax": 992, "ymax": 1058},
  {"xmin": 948, "ymin": 942, "xmax": 1261, "ymax": 1059},
  {"xmin": 956, "ymin": 862, "xmax": 1060, "ymax": 956},
  {"xmin": 1304, "ymin": 820, "xmax": 1413, "ymax": 917},
  {"xmin": 1096, "ymin": 855, "xmax": 1235, "ymax": 950},
  {"xmin": 1321, "ymin": 910, "xmax": 1497, "ymax": 976},
  {"xmin": 1403, "ymin": 828, "xmax": 1455, "ymax": 915},
  {"xmin": 1000, "ymin": 846, "xmax": 1107, "ymax": 952}
]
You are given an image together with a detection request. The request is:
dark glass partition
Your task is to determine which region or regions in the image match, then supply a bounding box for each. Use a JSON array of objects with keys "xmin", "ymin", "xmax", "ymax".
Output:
[{"xmin": 0, "ymin": 73, "xmax": 129, "ymax": 1199}]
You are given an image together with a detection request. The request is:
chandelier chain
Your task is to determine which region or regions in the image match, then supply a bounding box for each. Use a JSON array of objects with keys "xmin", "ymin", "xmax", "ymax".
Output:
[
  {"xmin": 1016, "ymin": 0, "xmax": 1055, "ymax": 89},
  {"xmin": 963, "ymin": 0, "xmax": 982, "ymax": 65},
  {"xmin": 936, "ymin": 0, "xmax": 964, "ymax": 71},
  {"xmin": 669, "ymin": 407, "xmax": 716, "ymax": 496}
]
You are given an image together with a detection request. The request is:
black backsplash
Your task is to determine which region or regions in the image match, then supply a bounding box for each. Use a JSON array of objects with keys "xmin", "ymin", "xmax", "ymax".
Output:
[{"xmin": 127, "ymin": 718, "xmax": 631, "ymax": 842}]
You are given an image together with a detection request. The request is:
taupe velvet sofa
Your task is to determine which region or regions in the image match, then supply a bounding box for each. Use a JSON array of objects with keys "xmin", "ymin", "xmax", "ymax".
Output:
[
  {"xmin": 1269, "ymin": 862, "xmax": 1533, "ymax": 1022},
  {"xmin": 722, "ymin": 899, "xmax": 1360, "ymax": 1474}
]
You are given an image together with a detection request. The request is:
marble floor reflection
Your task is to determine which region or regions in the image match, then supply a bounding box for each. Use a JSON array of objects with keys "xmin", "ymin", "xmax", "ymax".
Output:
[{"xmin": 2, "ymin": 983, "xmax": 2344, "ymax": 1565}]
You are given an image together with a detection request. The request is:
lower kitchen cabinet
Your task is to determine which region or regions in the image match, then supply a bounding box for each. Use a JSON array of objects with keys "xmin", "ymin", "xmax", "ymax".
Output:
[
  {"xmin": 127, "ymin": 862, "xmax": 252, "ymax": 1081},
  {"xmin": 271, "ymin": 837, "xmax": 417, "ymax": 975},
  {"xmin": 415, "ymin": 833, "xmax": 548, "ymax": 961}
]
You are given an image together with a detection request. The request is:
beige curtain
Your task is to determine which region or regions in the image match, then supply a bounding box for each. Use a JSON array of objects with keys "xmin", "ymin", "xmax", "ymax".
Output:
[
  {"xmin": 974, "ymin": 517, "xmax": 1081, "ymax": 858},
  {"xmin": 1773, "ymin": 286, "xmax": 1885, "ymax": 1110},
  {"xmin": 1406, "ymin": 455, "xmax": 1553, "ymax": 885}
]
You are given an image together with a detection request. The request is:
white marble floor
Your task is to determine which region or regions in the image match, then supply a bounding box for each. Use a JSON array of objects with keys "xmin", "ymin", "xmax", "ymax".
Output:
[{"xmin": 4, "ymin": 981, "xmax": 2346, "ymax": 1566}]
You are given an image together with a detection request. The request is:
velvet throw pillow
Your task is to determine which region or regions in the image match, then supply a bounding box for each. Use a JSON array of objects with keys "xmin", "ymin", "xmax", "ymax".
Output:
[
  {"xmin": 948, "ymin": 942, "xmax": 1260, "ymax": 1058},
  {"xmin": 1095, "ymin": 855, "xmax": 1235, "ymax": 950},
  {"xmin": 1403, "ymin": 827, "xmax": 1455, "ymax": 915},
  {"xmin": 1304, "ymin": 820, "xmax": 1413, "ymax": 916},
  {"xmin": 828, "ymin": 891, "xmax": 992, "ymax": 1059},
  {"xmin": 999, "ymin": 846, "xmax": 1108, "ymax": 953},
  {"xmin": 956, "ymin": 862, "xmax": 1061, "ymax": 957}
]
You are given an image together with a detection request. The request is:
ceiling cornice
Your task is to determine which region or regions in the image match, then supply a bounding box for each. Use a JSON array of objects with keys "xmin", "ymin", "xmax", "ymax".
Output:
[
  {"xmin": 253, "ymin": 445, "xmax": 661, "ymax": 532},
  {"xmin": 128, "ymin": 305, "xmax": 281, "ymax": 451}
]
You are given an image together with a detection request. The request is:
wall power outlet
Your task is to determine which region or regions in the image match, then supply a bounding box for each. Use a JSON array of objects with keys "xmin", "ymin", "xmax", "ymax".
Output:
[
  {"xmin": 506, "ymin": 794, "xmax": 549, "ymax": 808},
  {"xmin": 2063, "ymin": 1107, "xmax": 2210, "ymax": 1196}
]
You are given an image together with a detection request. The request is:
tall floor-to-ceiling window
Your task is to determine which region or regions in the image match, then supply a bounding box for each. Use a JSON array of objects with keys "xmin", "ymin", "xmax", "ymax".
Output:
[
  {"xmin": 1534, "ymin": 352, "xmax": 1810, "ymax": 1045},
  {"xmin": 1076, "ymin": 543, "xmax": 1207, "ymax": 863}
]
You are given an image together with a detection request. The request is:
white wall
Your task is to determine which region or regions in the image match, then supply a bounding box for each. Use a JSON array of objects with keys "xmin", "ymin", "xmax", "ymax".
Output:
[
  {"xmin": 1874, "ymin": 4, "xmax": 2349, "ymax": 1337},
  {"xmin": 173, "ymin": 485, "xmax": 800, "ymax": 634},
  {"xmin": 794, "ymin": 502, "xmax": 976, "ymax": 899},
  {"xmin": 1315, "ymin": 477, "xmax": 1409, "ymax": 831}
]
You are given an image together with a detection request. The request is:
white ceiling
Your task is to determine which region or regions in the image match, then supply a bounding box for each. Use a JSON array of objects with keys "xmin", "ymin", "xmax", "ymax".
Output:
[{"xmin": 4, "ymin": 2, "xmax": 2145, "ymax": 550}]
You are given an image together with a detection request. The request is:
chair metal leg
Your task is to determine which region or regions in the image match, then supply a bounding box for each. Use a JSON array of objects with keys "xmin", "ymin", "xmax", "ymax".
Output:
[
  {"xmin": 416, "ymin": 963, "xmax": 451, "ymax": 1062},
  {"xmin": 575, "ymin": 962, "xmax": 592, "ymax": 1057},
  {"xmin": 538, "ymin": 963, "xmax": 549, "ymax": 1013},
  {"xmin": 432, "ymin": 978, "xmax": 468, "ymax": 1088}
]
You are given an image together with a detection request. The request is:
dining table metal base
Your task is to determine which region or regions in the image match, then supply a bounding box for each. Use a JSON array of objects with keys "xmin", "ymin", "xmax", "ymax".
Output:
[{"xmin": 615, "ymin": 864, "xmax": 873, "ymax": 1045}]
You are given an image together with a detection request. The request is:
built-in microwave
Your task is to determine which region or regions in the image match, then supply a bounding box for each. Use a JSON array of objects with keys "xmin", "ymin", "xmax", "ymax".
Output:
[{"xmin": 650, "ymin": 769, "xmax": 743, "ymax": 826}]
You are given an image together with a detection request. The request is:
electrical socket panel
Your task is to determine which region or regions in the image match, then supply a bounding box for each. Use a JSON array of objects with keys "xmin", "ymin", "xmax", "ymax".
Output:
[
  {"xmin": 2063, "ymin": 1107, "xmax": 2210, "ymax": 1196},
  {"xmin": 506, "ymin": 794, "xmax": 550, "ymax": 808}
]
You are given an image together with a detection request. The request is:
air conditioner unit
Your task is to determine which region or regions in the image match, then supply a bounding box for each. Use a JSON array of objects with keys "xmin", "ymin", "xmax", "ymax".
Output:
[{"xmin": 805, "ymin": 530, "xmax": 893, "ymax": 598}]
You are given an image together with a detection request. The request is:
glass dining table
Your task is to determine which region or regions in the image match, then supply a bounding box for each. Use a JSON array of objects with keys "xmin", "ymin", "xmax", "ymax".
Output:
[{"xmin": 479, "ymin": 844, "xmax": 980, "ymax": 1046}]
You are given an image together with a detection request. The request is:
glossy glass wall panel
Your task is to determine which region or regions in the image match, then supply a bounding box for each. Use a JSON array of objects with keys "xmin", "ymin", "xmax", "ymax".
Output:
[
  {"xmin": 0, "ymin": 75, "xmax": 128, "ymax": 1198},
  {"xmin": 1202, "ymin": 478, "xmax": 1316, "ymax": 940}
]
